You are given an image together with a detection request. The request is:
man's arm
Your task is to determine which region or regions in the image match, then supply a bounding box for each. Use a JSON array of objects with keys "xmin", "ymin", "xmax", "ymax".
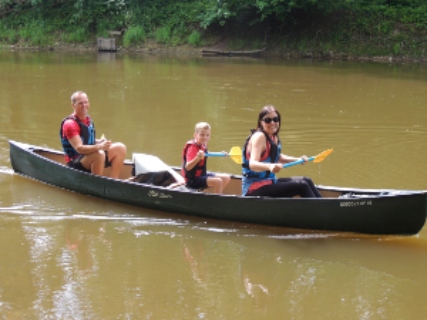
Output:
[{"xmin": 68, "ymin": 135, "xmax": 104, "ymax": 154}]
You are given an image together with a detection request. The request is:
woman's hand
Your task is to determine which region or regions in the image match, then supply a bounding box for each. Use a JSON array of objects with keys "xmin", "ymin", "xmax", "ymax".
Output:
[
  {"xmin": 300, "ymin": 155, "xmax": 309, "ymax": 164},
  {"xmin": 268, "ymin": 163, "xmax": 282, "ymax": 173}
]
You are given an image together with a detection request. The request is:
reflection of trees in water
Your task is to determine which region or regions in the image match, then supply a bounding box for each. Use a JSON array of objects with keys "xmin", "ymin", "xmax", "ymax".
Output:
[
  {"xmin": 179, "ymin": 235, "xmax": 242, "ymax": 316},
  {"xmin": 182, "ymin": 237, "xmax": 210, "ymax": 285},
  {"xmin": 0, "ymin": 218, "xmax": 35, "ymax": 318},
  {"xmin": 229, "ymin": 240, "xmax": 419, "ymax": 320},
  {"xmin": 280, "ymin": 259, "xmax": 406, "ymax": 319},
  {"xmin": 92, "ymin": 229, "xmax": 426, "ymax": 319},
  {"xmin": 239, "ymin": 247, "xmax": 275, "ymax": 317},
  {"xmin": 0, "ymin": 217, "xmax": 113, "ymax": 318}
]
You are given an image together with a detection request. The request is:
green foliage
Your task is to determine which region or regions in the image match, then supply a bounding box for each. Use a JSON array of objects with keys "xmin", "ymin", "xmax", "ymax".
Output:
[
  {"xmin": 393, "ymin": 42, "xmax": 401, "ymax": 55},
  {"xmin": 0, "ymin": 27, "xmax": 19, "ymax": 44},
  {"xmin": 7, "ymin": 30, "xmax": 19, "ymax": 44},
  {"xmin": 199, "ymin": 0, "xmax": 234, "ymax": 29},
  {"xmin": 188, "ymin": 30, "xmax": 201, "ymax": 46},
  {"xmin": 1, "ymin": 0, "xmax": 427, "ymax": 58},
  {"xmin": 17, "ymin": 20, "xmax": 50, "ymax": 45},
  {"xmin": 123, "ymin": 25, "xmax": 145, "ymax": 47},
  {"xmin": 70, "ymin": 0, "xmax": 127, "ymax": 31},
  {"xmin": 155, "ymin": 26, "xmax": 171, "ymax": 44},
  {"xmin": 297, "ymin": 38, "xmax": 308, "ymax": 52},
  {"xmin": 62, "ymin": 28, "xmax": 88, "ymax": 43},
  {"xmin": 320, "ymin": 41, "xmax": 332, "ymax": 52}
]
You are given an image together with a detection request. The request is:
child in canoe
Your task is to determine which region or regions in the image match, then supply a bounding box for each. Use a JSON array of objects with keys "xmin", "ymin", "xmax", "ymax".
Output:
[{"xmin": 182, "ymin": 122, "xmax": 231, "ymax": 194}]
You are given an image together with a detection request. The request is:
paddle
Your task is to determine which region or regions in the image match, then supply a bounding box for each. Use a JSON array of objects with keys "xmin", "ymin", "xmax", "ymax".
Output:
[
  {"xmin": 283, "ymin": 148, "xmax": 333, "ymax": 168},
  {"xmin": 205, "ymin": 146, "xmax": 242, "ymax": 164}
]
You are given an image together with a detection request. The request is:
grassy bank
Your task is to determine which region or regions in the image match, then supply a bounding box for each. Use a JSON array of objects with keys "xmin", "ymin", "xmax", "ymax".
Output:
[{"xmin": 2, "ymin": 31, "xmax": 427, "ymax": 64}]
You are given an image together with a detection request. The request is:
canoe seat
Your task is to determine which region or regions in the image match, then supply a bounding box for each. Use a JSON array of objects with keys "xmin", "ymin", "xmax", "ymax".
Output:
[
  {"xmin": 128, "ymin": 171, "xmax": 204, "ymax": 192},
  {"xmin": 130, "ymin": 171, "xmax": 176, "ymax": 187},
  {"xmin": 130, "ymin": 153, "xmax": 186, "ymax": 188},
  {"xmin": 130, "ymin": 153, "xmax": 209, "ymax": 193}
]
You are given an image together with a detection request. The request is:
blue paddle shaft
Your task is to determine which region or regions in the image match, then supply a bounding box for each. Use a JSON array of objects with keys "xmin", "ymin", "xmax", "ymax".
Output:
[
  {"xmin": 205, "ymin": 152, "xmax": 227, "ymax": 157},
  {"xmin": 282, "ymin": 156, "xmax": 315, "ymax": 168}
]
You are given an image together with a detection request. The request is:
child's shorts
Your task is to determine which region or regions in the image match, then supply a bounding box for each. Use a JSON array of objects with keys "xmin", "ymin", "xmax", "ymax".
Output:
[{"xmin": 186, "ymin": 173, "xmax": 214, "ymax": 190}]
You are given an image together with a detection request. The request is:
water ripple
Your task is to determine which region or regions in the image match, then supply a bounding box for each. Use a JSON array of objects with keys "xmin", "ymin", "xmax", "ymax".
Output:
[{"xmin": 0, "ymin": 166, "xmax": 15, "ymax": 175}]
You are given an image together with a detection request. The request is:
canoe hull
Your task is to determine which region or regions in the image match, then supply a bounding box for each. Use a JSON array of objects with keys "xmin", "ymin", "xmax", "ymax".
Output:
[{"xmin": 9, "ymin": 140, "xmax": 426, "ymax": 235}]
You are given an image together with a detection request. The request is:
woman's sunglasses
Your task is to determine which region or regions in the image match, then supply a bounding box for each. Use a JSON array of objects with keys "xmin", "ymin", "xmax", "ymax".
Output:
[{"xmin": 262, "ymin": 116, "xmax": 280, "ymax": 124}]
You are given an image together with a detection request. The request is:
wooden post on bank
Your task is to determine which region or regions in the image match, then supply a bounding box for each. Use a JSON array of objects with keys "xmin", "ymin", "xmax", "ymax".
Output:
[{"xmin": 97, "ymin": 38, "xmax": 117, "ymax": 52}]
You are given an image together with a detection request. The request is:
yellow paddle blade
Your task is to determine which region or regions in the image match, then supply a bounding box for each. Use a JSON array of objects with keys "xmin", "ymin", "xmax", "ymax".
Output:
[
  {"xmin": 313, "ymin": 148, "xmax": 333, "ymax": 163},
  {"xmin": 229, "ymin": 146, "xmax": 243, "ymax": 164}
]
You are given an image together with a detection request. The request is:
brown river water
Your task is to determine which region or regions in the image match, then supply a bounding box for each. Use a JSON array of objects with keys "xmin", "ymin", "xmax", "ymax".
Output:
[{"xmin": 0, "ymin": 51, "xmax": 427, "ymax": 319}]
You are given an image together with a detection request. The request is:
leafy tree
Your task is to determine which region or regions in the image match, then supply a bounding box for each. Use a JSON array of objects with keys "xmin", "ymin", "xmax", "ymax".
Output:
[{"xmin": 1, "ymin": 0, "xmax": 427, "ymax": 56}]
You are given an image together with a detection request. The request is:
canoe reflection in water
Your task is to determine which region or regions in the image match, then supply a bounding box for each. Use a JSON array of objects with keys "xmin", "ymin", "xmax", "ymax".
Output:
[{"xmin": 65, "ymin": 219, "xmax": 110, "ymax": 271}]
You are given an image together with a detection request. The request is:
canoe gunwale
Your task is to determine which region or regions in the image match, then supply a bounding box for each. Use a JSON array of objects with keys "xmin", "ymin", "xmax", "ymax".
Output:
[{"xmin": 317, "ymin": 184, "xmax": 427, "ymax": 196}]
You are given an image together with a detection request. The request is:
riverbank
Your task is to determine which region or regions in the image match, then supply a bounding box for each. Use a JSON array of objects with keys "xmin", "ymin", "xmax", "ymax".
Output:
[{"xmin": 2, "ymin": 37, "xmax": 427, "ymax": 64}]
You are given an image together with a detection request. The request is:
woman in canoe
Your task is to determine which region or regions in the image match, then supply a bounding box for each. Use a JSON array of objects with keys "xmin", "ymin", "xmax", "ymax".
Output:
[{"xmin": 242, "ymin": 105, "xmax": 322, "ymax": 198}]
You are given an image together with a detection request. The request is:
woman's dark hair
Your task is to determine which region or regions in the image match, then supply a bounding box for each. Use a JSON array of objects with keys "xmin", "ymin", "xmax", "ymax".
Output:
[{"xmin": 256, "ymin": 105, "xmax": 281, "ymax": 135}]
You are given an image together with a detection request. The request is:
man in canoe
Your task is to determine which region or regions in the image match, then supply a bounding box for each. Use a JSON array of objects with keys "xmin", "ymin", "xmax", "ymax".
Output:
[
  {"xmin": 60, "ymin": 91, "xmax": 127, "ymax": 179},
  {"xmin": 242, "ymin": 105, "xmax": 322, "ymax": 198}
]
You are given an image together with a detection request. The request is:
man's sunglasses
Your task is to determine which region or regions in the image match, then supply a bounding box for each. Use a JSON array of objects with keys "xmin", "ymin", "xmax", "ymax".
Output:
[{"xmin": 262, "ymin": 116, "xmax": 280, "ymax": 124}]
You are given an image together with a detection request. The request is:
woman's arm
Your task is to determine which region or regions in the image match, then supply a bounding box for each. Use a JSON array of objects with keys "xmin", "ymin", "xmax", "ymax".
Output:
[
  {"xmin": 248, "ymin": 133, "xmax": 308, "ymax": 173},
  {"xmin": 248, "ymin": 132, "xmax": 275, "ymax": 172},
  {"xmin": 278, "ymin": 154, "xmax": 308, "ymax": 165}
]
